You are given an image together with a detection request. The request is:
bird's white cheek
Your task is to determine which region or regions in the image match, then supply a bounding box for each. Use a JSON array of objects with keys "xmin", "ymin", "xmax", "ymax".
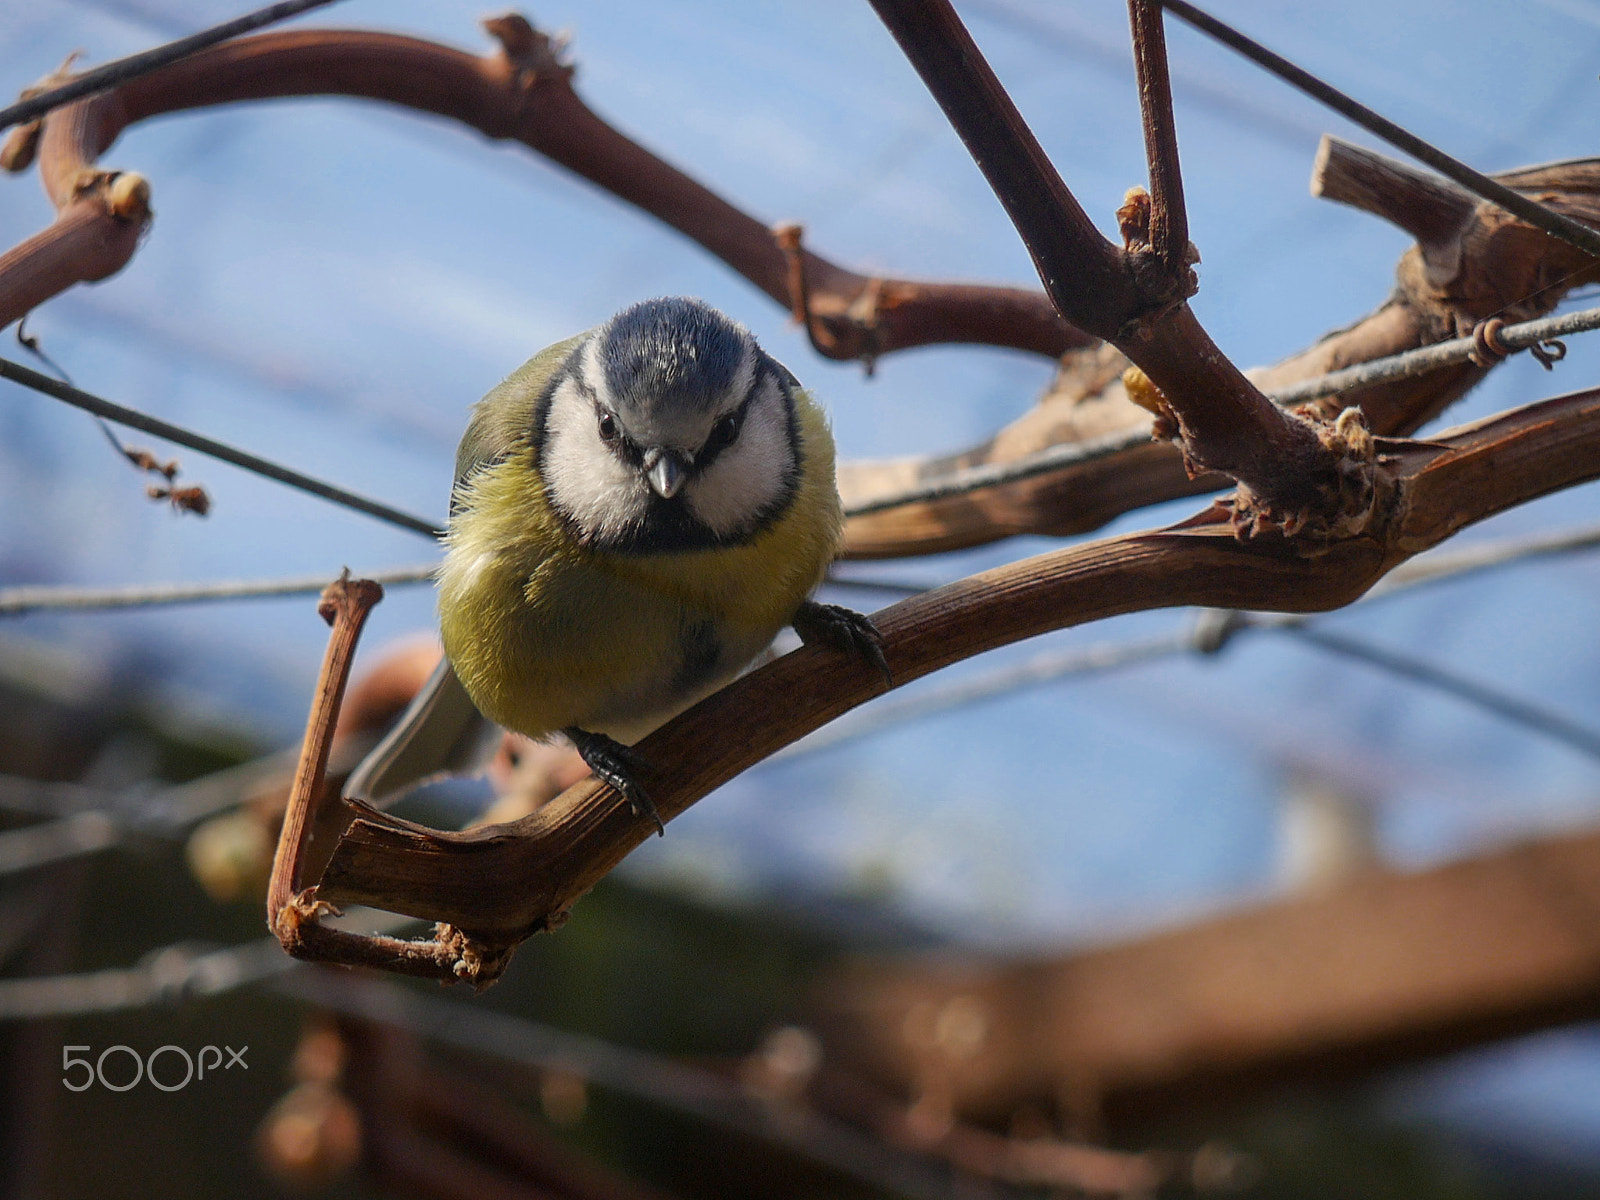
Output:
[
  {"xmin": 686, "ymin": 403, "xmax": 794, "ymax": 537},
  {"xmin": 541, "ymin": 383, "xmax": 650, "ymax": 540}
]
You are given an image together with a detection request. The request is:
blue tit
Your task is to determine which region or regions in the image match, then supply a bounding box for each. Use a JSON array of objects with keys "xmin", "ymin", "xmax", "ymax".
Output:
[{"xmin": 346, "ymin": 297, "xmax": 886, "ymax": 832}]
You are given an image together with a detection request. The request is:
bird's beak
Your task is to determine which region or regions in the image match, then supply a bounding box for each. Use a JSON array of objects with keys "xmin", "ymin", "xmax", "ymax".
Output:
[{"xmin": 643, "ymin": 448, "xmax": 691, "ymax": 499}]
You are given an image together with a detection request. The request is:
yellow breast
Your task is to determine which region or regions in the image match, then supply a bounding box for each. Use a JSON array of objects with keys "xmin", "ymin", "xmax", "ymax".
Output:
[{"xmin": 437, "ymin": 392, "xmax": 842, "ymax": 743}]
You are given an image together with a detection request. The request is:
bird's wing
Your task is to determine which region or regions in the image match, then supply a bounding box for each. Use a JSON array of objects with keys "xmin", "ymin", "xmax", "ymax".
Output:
[
  {"xmin": 451, "ymin": 331, "xmax": 588, "ymax": 510},
  {"xmin": 347, "ymin": 332, "xmax": 591, "ymax": 805},
  {"xmin": 343, "ymin": 653, "xmax": 502, "ymax": 806}
]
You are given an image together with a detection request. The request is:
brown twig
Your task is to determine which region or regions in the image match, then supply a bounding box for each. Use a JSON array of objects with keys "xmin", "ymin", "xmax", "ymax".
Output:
[
  {"xmin": 1127, "ymin": 0, "xmax": 1189, "ymax": 273},
  {"xmin": 1311, "ymin": 135, "xmax": 1477, "ymax": 268},
  {"xmin": 267, "ymin": 573, "xmax": 375, "ymax": 919},
  {"xmin": 266, "ymin": 573, "xmax": 511, "ymax": 985},
  {"xmin": 772, "ymin": 222, "xmax": 832, "ymax": 362},
  {"xmin": 298, "ymin": 385, "xmax": 1600, "ymax": 952},
  {"xmin": 0, "ymin": 16, "xmax": 1087, "ymax": 361}
]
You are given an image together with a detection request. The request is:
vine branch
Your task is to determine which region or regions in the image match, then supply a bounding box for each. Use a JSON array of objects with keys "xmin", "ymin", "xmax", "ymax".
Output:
[
  {"xmin": 277, "ymin": 385, "xmax": 1600, "ymax": 982},
  {"xmin": 0, "ymin": 16, "xmax": 1086, "ymax": 363}
]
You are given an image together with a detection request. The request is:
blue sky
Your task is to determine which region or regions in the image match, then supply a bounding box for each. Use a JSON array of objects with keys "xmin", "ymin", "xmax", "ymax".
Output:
[{"xmin": 6, "ymin": 0, "xmax": 1600, "ymax": 1160}]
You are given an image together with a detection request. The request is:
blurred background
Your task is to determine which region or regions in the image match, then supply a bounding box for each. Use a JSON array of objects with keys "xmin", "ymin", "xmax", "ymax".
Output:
[{"xmin": 5, "ymin": 0, "xmax": 1600, "ymax": 1196}]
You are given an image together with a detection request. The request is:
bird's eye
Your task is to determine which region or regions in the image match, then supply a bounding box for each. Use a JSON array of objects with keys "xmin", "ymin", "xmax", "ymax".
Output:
[
  {"xmin": 597, "ymin": 411, "xmax": 619, "ymax": 443},
  {"xmin": 707, "ymin": 412, "xmax": 741, "ymax": 451}
]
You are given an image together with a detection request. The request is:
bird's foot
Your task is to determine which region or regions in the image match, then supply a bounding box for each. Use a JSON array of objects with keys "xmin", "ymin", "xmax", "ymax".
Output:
[
  {"xmin": 792, "ymin": 599, "xmax": 893, "ymax": 688},
  {"xmin": 563, "ymin": 727, "xmax": 663, "ymax": 836}
]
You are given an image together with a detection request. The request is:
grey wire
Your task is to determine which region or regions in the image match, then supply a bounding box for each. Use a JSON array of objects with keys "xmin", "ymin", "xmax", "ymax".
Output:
[
  {"xmin": 0, "ymin": 0, "xmax": 343, "ymax": 133},
  {"xmin": 1278, "ymin": 625, "xmax": 1600, "ymax": 761},
  {"xmin": 0, "ymin": 564, "xmax": 437, "ymax": 617},
  {"xmin": 0, "ymin": 356, "xmax": 443, "ymax": 538},
  {"xmin": 1269, "ymin": 305, "xmax": 1600, "ymax": 406}
]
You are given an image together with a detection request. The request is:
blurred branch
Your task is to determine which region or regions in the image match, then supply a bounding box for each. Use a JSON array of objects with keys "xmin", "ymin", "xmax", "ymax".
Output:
[
  {"xmin": 0, "ymin": 937, "xmax": 293, "ymax": 1019},
  {"xmin": 816, "ymin": 822, "xmax": 1600, "ymax": 1130},
  {"xmin": 0, "ymin": 356, "xmax": 442, "ymax": 537},
  {"xmin": 0, "ymin": 15, "xmax": 1085, "ymax": 362},
  {"xmin": 291, "ymin": 972, "xmax": 962, "ymax": 1200},
  {"xmin": 0, "ymin": 0, "xmax": 342, "ymax": 133},
  {"xmin": 299, "ymin": 384, "xmax": 1600, "ymax": 973}
]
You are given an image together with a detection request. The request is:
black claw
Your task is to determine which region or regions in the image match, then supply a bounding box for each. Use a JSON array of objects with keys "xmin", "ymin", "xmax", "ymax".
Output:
[
  {"xmin": 564, "ymin": 727, "xmax": 664, "ymax": 836},
  {"xmin": 792, "ymin": 600, "xmax": 893, "ymax": 688}
]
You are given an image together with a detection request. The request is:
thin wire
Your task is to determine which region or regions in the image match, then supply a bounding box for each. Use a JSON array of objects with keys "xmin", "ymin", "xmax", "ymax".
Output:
[
  {"xmin": 1270, "ymin": 304, "xmax": 1600, "ymax": 406},
  {"xmin": 1281, "ymin": 625, "xmax": 1600, "ymax": 760},
  {"xmin": 1160, "ymin": 0, "xmax": 1600, "ymax": 260},
  {"xmin": 776, "ymin": 633, "xmax": 1185, "ymax": 761},
  {"xmin": 0, "ymin": 747, "xmax": 307, "ymax": 876},
  {"xmin": 0, "ymin": 0, "xmax": 344, "ymax": 133},
  {"xmin": 0, "ymin": 356, "xmax": 443, "ymax": 538},
  {"xmin": 0, "ymin": 564, "xmax": 437, "ymax": 617}
]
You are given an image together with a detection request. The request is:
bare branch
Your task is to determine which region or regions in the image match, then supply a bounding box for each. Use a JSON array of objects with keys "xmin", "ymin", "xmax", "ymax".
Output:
[
  {"xmin": 839, "ymin": 151, "xmax": 1600, "ymax": 558},
  {"xmin": 0, "ymin": 17, "xmax": 1086, "ymax": 362},
  {"xmin": 1311, "ymin": 135, "xmax": 1477, "ymax": 257},
  {"xmin": 1127, "ymin": 0, "xmax": 1189, "ymax": 271}
]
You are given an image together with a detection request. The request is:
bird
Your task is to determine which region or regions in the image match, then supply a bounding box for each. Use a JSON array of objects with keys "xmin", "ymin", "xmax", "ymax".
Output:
[{"xmin": 345, "ymin": 297, "xmax": 888, "ymax": 833}]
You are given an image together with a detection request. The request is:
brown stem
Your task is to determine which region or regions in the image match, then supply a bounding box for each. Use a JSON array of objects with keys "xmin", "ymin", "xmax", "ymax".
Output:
[
  {"xmin": 266, "ymin": 572, "xmax": 384, "ymax": 923},
  {"xmin": 1312, "ymin": 135, "xmax": 1477, "ymax": 260},
  {"xmin": 1128, "ymin": 0, "xmax": 1188, "ymax": 271},
  {"xmin": 266, "ymin": 575, "xmax": 514, "ymax": 985},
  {"xmin": 308, "ymin": 386, "xmax": 1600, "ymax": 946},
  {"xmin": 866, "ymin": 0, "xmax": 1136, "ymax": 340}
]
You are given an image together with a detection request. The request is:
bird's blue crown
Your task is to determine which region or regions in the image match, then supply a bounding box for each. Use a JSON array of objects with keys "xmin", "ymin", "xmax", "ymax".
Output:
[{"xmin": 597, "ymin": 297, "xmax": 752, "ymax": 415}]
